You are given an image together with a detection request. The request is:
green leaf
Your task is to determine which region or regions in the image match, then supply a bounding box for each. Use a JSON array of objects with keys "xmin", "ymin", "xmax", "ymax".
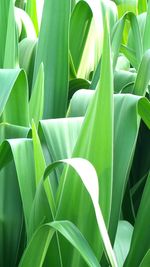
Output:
[
  {"xmin": 20, "ymin": 157, "xmax": 117, "ymax": 267},
  {"xmin": 0, "ymin": 69, "xmax": 29, "ymax": 126},
  {"xmin": 139, "ymin": 250, "xmax": 150, "ymax": 267},
  {"xmin": 6, "ymin": 139, "xmax": 36, "ymax": 232},
  {"xmin": 138, "ymin": 0, "xmax": 147, "ymax": 14},
  {"xmin": 33, "ymin": 0, "xmax": 70, "ymax": 118},
  {"xmin": 143, "ymin": 0, "xmax": 150, "ymax": 53},
  {"xmin": 31, "ymin": 121, "xmax": 56, "ymax": 220},
  {"xmin": 114, "ymin": 70, "xmax": 136, "ymax": 93},
  {"xmin": 67, "ymin": 89, "xmax": 150, "ymax": 244},
  {"xmin": 114, "ymin": 221, "xmax": 133, "ymax": 266},
  {"xmin": 39, "ymin": 116, "xmax": 83, "ymax": 198},
  {"xmin": 15, "ymin": 7, "xmax": 36, "ymax": 40},
  {"xmin": 70, "ymin": 0, "xmax": 92, "ymax": 73},
  {"xmin": 4, "ymin": 0, "xmax": 18, "ymax": 68},
  {"xmin": 120, "ymin": 45, "xmax": 137, "ymax": 68},
  {"xmin": 0, "ymin": 0, "xmax": 11, "ymax": 67},
  {"xmin": 0, "ymin": 123, "xmax": 29, "ymax": 267},
  {"xmin": 29, "ymin": 63, "xmax": 44, "ymax": 126},
  {"xmin": 25, "ymin": 0, "xmax": 39, "ymax": 35},
  {"xmin": 19, "ymin": 38, "xmax": 37, "ymax": 92},
  {"xmin": 19, "ymin": 220, "xmax": 100, "ymax": 267},
  {"xmin": 124, "ymin": 173, "xmax": 150, "ymax": 267},
  {"xmin": 112, "ymin": 12, "xmax": 142, "ymax": 70},
  {"xmin": 56, "ymin": 17, "xmax": 114, "ymax": 266},
  {"xmin": 133, "ymin": 49, "xmax": 150, "ymax": 96},
  {"xmin": 45, "ymin": 158, "xmax": 117, "ymax": 267},
  {"xmin": 138, "ymin": 98, "xmax": 150, "ymax": 129}
]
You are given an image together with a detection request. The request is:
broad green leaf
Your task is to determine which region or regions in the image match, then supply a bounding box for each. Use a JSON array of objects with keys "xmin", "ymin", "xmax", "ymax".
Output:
[
  {"xmin": 133, "ymin": 49, "xmax": 150, "ymax": 96},
  {"xmin": 45, "ymin": 158, "xmax": 117, "ymax": 267},
  {"xmin": 108, "ymin": 94, "xmax": 149, "ymax": 243},
  {"xmin": 143, "ymin": 0, "xmax": 150, "ymax": 53},
  {"xmin": 36, "ymin": 0, "xmax": 44, "ymax": 29},
  {"xmin": 92, "ymin": 11, "xmax": 141, "ymax": 89},
  {"xmin": 0, "ymin": 123, "xmax": 29, "ymax": 144},
  {"xmin": 31, "ymin": 122, "xmax": 46, "ymax": 186},
  {"xmin": 39, "ymin": 117, "xmax": 83, "ymax": 200},
  {"xmin": 70, "ymin": 0, "xmax": 92, "ymax": 73},
  {"xmin": 112, "ymin": 12, "xmax": 142, "ymax": 70},
  {"xmin": 39, "ymin": 117, "xmax": 83, "ymax": 164},
  {"xmin": 68, "ymin": 89, "xmax": 150, "ymax": 243},
  {"xmin": 0, "ymin": 69, "xmax": 29, "ymax": 126},
  {"xmin": 0, "ymin": 159, "xmax": 24, "ymax": 267},
  {"xmin": 124, "ymin": 173, "xmax": 150, "ymax": 267},
  {"xmin": 117, "ymin": 0, "xmax": 137, "ymax": 18},
  {"xmin": 120, "ymin": 45, "xmax": 137, "ymax": 68},
  {"xmin": 33, "ymin": 0, "xmax": 70, "ymax": 118},
  {"xmin": 139, "ymin": 250, "xmax": 150, "ymax": 267},
  {"xmin": 138, "ymin": 0, "xmax": 147, "ymax": 14},
  {"xmin": 15, "ymin": 7, "xmax": 36, "ymax": 40},
  {"xmin": 0, "ymin": 124, "xmax": 29, "ymax": 267},
  {"xmin": 4, "ymin": 139, "xmax": 35, "ymax": 232},
  {"xmin": 56, "ymin": 17, "xmax": 114, "ymax": 266},
  {"xmin": 20, "ymin": 158, "xmax": 117, "ymax": 267},
  {"xmin": 31, "ymin": 121, "xmax": 56, "ymax": 225},
  {"xmin": 19, "ymin": 38, "xmax": 37, "ymax": 92},
  {"xmin": 19, "ymin": 221, "xmax": 100, "ymax": 267},
  {"xmin": 68, "ymin": 89, "xmax": 94, "ymax": 117},
  {"xmin": 29, "ymin": 63, "xmax": 44, "ymax": 126},
  {"xmin": 114, "ymin": 70, "xmax": 136, "ymax": 93},
  {"xmin": 138, "ymin": 98, "xmax": 150, "ymax": 129},
  {"xmin": 69, "ymin": 51, "xmax": 77, "ymax": 80},
  {"xmin": 116, "ymin": 0, "xmax": 138, "ymax": 44},
  {"xmin": 116, "ymin": 55, "xmax": 130, "ymax": 71},
  {"xmin": 29, "ymin": 123, "xmax": 62, "ymax": 266},
  {"xmin": 114, "ymin": 221, "xmax": 133, "ymax": 266},
  {"xmin": 78, "ymin": 0, "xmax": 117, "ymax": 79},
  {"xmin": 0, "ymin": 0, "xmax": 11, "ymax": 67},
  {"xmin": 25, "ymin": 0, "xmax": 39, "ymax": 35},
  {"xmin": 4, "ymin": 0, "xmax": 18, "ymax": 68}
]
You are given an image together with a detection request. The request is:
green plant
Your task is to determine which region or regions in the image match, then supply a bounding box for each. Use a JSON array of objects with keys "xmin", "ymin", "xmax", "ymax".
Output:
[{"xmin": 0, "ymin": 0, "xmax": 150, "ymax": 267}]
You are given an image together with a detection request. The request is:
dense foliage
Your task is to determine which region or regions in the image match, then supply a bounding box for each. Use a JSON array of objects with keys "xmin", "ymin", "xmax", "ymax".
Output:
[{"xmin": 0, "ymin": 0, "xmax": 150, "ymax": 266}]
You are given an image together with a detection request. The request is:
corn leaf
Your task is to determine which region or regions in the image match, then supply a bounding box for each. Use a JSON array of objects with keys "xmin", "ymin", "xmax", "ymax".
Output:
[
  {"xmin": 19, "ymin": 38, "xmax": 37, "ymax": 92},
  {"xmin": 33, "ymin": 0, "xmax": 70, "ymax": 118},
  {"xmin": 0, "ymin": 0, "xmax": 11, "ymax": 67},
  {"xmin": 113, "ymin": 221, "xmax": 133, "ymax": 266},
  {"xmin": 133, "ymin": 49, "xmax": 150, "ymax": 96},
  {"xmin": 143, "ymin": 0, "xmax": 150, "ymax": 53},
  {"xmin": 139, "ymin": 250, "xmax": 150, "ymax": 267},
  {"xmin": 70, "ymin": 1, "xmax": 92, "ymax": 73},
  {"xmin": 124, "ymin": 173, "xmax": 150, "ymax": 267},
  {"xmin": 112, "ymin": 12, "xmax": 142, "ymax": 70},
  {"xmin": 0, "ymin": 69, "xmax": 29, "ymax": 126},
  {"xmin": 67, "ymin": 89, "xmax": 150, "ymax": 243},
  {"xmin": 15, "ymin": 7, "xmax": 36, "ymax": 40},
  {"xmin": 55, "ymin": 17, "xmax": 113, "ymax": 266},
  {"xmin": 19, "ymin": 221, "xmax": 100, "ymax": 267},
  {"xmin": 25, "ymin": 0, "xmax": 39, "ymax": 35},
  {"xmin": 29, "ymin": 63, "xmax": 44, "ymax": 126},
  {"xmin": 138, "ymin": 0, "xmax": 147, "ymax": 14},
  {"xmin": 19, "ymin": 158, "xmax": 116, "ymax": 267},
  {"xmin": 3, "ymin": 0, "xmax": 18, "ymax": 68},
  {"xmin": 0, "ymin": 124, "xmax": 29, "ymax": 267}
]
